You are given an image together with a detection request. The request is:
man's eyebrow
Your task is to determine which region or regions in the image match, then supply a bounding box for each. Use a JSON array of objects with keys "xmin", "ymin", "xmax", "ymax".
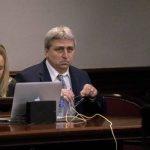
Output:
[{"xmin": 54, "ymin": 46, "xmax": 74, "ymax": 48}]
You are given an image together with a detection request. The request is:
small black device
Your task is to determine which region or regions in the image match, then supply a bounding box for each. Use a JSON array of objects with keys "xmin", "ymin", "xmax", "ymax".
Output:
[{"xmin": 26, "ymin": 101, "xmax": 56, "ymax": 124}]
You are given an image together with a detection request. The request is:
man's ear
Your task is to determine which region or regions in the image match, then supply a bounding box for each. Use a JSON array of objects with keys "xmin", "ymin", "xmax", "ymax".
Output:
[{"xmin": 45, "ymin": 48, "xmax": 49, "ymax": 57}]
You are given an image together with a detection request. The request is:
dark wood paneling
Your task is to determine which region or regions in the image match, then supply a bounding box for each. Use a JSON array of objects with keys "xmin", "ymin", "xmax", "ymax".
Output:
[
  {"xmin": 10, "ymin": 66, "xmax": 150, "ymax": 106},
  {"xmin": 84, "ymin": 67, "xmax": 150, "ymax": 106}
]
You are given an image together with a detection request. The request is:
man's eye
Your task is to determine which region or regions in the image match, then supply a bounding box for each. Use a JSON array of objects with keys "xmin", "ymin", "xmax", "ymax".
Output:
[
  {"xmin": 67, "ymin": 47, "xmax": 74, "ymax": 52},
  {"xmin": 55, "ymin": 48, "xmax": 64, "ymax": 52},
  {"xmin": 53, "ymin": 46, "xmax": 74, "ymax": 53}
]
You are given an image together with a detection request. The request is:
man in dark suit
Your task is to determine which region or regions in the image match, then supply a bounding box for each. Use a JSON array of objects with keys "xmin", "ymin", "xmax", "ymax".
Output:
[{"xmin": 15, "ymin": 26, "xmax": 106, "ymax": 116}]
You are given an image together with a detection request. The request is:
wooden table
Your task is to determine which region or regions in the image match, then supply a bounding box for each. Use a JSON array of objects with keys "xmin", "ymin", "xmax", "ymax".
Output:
[{"xmin": 0, "ymin": 115, "xmax": 142, "ymax": 149}]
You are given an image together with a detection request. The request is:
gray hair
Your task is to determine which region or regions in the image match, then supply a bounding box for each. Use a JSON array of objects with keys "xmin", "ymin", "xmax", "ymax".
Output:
[{"xmin": 44, "ymin": 26, "xmax": 76, "ymax": 49}]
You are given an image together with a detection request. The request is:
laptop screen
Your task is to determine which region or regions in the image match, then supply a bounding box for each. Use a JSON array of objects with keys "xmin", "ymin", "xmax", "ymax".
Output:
[{"xmin": 10, "ymin": 82, "xmax": 62, "ymax": 123}]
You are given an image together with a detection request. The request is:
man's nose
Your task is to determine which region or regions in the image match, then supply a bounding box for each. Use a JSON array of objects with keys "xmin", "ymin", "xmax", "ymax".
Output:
[{"xmin": 62, "ymin": 49, "xmax": 69, "ymax": 57}]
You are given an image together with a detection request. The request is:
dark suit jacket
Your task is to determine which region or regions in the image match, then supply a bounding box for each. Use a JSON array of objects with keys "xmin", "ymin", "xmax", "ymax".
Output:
[
  {"xmin": 7, "ymin": 78, "xmax": 16, "ymax": 97},
  {"xmin": 15, "ymin": 59, "xmax": 106, "ymax": 115}
]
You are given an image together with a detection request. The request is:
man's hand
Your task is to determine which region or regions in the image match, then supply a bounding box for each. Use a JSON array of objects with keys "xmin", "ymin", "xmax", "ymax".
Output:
[
  {"xmin": 80, "ymin": 84, "xmax": 97, "ymax": 97},
  {"xmin": 61, "ymin": 89, "xmax": 75, "ymax": 102}
]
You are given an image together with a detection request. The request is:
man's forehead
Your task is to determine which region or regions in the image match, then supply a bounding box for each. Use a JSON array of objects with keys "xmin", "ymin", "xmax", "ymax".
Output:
[{"xmin": 50, "ymin": 39, "xmax": 74, "ymax": 45}]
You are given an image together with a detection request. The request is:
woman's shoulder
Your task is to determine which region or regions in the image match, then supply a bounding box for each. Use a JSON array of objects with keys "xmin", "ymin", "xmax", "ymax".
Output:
[
  {"xmin": 7, "ymin": 77, "xmax": 16, "ymax": 97},
  {"xmin": 9, "ymin": 77, "xmax": 16, "ymax": 85}
]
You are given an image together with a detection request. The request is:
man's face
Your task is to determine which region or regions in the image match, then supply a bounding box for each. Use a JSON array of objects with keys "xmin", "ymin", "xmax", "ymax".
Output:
[
  {"xmin": 45, "ymin": 39, "xmax": 75, "ymax": 74},
  {"xmin": 0, "ymin": 55, "xmax": 4, "ymax": 80}
]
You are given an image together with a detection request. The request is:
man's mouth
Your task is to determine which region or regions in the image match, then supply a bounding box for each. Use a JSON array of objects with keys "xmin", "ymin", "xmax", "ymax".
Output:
[{"xmin": 61, "ymin": 62, "xmax": 69, "ymax": 65}]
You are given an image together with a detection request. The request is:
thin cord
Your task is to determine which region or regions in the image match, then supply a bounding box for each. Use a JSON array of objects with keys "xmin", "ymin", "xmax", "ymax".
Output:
[
  {"xmin": 61, "ymin": 95, "xmax": 117, "ymax": 150},
  {"xmin": 74, "ymin": 97, "xmax": 85, "ymax": 107},
  {"xmin": 77, "ymin": 112, "xmax": 118, "ymax": 150},
  {"xmin": 63, "ymin": 104, "xmax": 117, "ymax": 150}
]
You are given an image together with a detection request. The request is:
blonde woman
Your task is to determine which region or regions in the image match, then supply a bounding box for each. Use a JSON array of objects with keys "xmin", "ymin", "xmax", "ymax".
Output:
[{"xmin": 0, "ymin": 44, "xmax": 15, "ymax": 97}]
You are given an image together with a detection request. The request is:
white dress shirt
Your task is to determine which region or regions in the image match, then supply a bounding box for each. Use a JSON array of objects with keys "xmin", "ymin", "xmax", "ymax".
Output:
[{"xmin": 45, "ymin": 60, "xmax": 72, "ymax": 90}]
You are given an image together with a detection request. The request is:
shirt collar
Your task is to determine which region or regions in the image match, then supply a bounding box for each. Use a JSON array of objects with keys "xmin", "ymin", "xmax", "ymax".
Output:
[{"xmin": 45, "ymin": 59, "xmax": 70, "ymax": 81}]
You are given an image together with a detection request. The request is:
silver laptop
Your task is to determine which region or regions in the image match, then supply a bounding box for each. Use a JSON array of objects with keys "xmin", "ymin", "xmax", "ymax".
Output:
[{"xmin": 9, "ymin": 82, "xmax": 62, "ymax": 123}]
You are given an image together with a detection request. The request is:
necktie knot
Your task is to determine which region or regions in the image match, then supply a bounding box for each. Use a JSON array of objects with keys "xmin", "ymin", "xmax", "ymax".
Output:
[{"xmin": 57, "ymin": 75, "xmax": 67, "ymax": 89}]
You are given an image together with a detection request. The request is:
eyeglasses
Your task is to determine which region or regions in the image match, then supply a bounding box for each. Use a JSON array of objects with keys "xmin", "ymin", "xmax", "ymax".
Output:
[{"xmin": 52, "ymin": 46, "xmax": 75, "ymax": 54}]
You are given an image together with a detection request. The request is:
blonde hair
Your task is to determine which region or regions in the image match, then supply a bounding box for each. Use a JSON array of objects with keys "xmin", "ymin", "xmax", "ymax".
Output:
[{"xmin": 0, "ymin": 44, "xmax": 9, "ymax": 97}]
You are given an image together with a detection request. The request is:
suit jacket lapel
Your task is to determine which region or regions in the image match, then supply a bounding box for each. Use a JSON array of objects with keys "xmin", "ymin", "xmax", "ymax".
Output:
[
  {"xmin": 69, "ymin": 66, "xmax": 79, "ymax": 97},
  {"xmin": 38, "ymin": 59, "xmax": 52, "ymax": 82}
]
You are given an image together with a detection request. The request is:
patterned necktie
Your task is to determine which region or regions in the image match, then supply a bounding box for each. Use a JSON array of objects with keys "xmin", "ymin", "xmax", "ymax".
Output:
[
  {"xmin": 57, "ymin": 75, "xmax": 74, "ymax": 117},
  {"xmin": 57, "ymin": 75, "xmax": 67, "ymax": 89},
  {"xmin": 57, "ymin": 75, "xmax": 68, "ymax": 118}
]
